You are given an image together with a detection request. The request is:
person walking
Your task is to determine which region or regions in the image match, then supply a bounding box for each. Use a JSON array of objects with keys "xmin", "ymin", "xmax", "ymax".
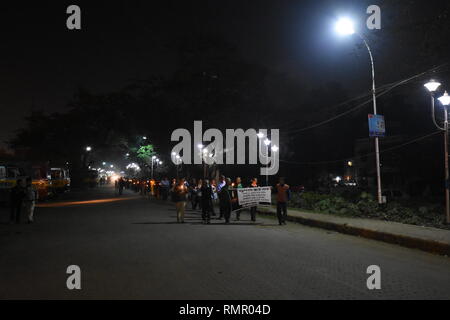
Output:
[
  {"xmin": 10, "ymin": 179, "xmax": 26, "ymax": 224},
  {"xmin": 193, "ymin": 179, "xmax": 203, "ymax": 211},
  {"xmin": 210, "ymin": 179, "xmax": 218, "ymax": 216},
  {"xmin": 23, "ymin": 177, "xmax": 37, "ymax": 224},
  {"xmin": 200, "ymin": 179, "xmax": 213, "ymax": 224},
  {"xmin": 249, "ymin": 178, "xmax": 259, "ymax": 222},
  {"xmin": 276, "ymin": 177, "xmax": 290, "ymax": 225},
  {"xmin": 189, "ymin": 178, "xmax": 197, "ymax": 210},
  {"xmin": 118, "ymin": 177, "xmax": 125, "ymax": 196},
  {"xmin": 218, "ymin": 177, "xmax": 233, "ymax": 224},
  {"xmin": 160, "ymin": 177, "xmax": 170, "ymax": 201},
  {"xmin": 216, "ymin": 175, "xmax": 226, "ymax": 220},
  {"xmin": 173, "ymin": 178, "xmax": 188, "ymax": 223},
  {"xmin": 233, "ymin": 177, "xmax": 243, "ymax": 221}
]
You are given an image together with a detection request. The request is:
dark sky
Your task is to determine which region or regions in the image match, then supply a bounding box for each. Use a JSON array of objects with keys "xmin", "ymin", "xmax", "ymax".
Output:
[{"xmin": 0, "ymin": 0, "xmax": 444, "ymax": 147}]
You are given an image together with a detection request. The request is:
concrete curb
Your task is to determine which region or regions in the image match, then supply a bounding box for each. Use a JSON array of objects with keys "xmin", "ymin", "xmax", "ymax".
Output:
[{"xmin": 258, "ymin": 209, "xmax": 450, "ymax": 256}]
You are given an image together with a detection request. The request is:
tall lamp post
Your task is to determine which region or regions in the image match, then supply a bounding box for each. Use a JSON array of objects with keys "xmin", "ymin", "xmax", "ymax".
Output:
[
  {"xmin": 151, "ymin": 156, "xmax": 157, "ymax": 179},
  {"xmin": 335, "ymin": 18, "xmax": 383, "ymax": 204},
  {"xmin": 424, "ymin": 80, "xmax": 450, "ymax": 224},
  {"xmin": 263, "ymin": 138, "xmax": 271, "ymax": 186}
]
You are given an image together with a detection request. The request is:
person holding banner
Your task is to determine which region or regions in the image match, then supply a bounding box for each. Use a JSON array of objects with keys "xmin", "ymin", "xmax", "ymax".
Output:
[
  {"xmin": 248, "ymin": 178, "xmax": 259, "ymax": 222},
  {"xmin": 276, "ymin": 177, "xmax": 290, "ymax": 225}
]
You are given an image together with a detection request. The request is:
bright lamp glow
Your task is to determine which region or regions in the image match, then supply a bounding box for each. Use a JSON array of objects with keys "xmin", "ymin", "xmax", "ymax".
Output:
[
  {"xmin": 175, "ymin": 155, "xmax": 180, "ymax": 159},
  {"xmin": 438, "ymin": 91, "xmax": 450, "ymax": 106},
  {"xmin": 264, "ymin": 139, "xmax": 271, "ymax": 146},
  {"xmin": 335, "ymin": 18, "xmax": 355, "ymax": 36},
  {"xmin": 257, "ymin": 132, "xmax": 265, "ymax": 139},
  {"xmin": 86, "ymin": 146, "xmax": 92, "ymax": 152},
  {"xmin": 271, "ymin": 145, "xmax": 279, "ymax": 152},
  {"xmin": 424, "ymin": 80, "xmax": 441, "ymax": 93},
  {"xmin": 197, "ymin": 144, "xmax": 204, "ymax": 149}
]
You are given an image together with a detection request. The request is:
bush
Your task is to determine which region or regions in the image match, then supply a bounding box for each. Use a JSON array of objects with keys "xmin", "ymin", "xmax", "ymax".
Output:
[{"xmin": 290, "ymin": 191, "xmax": 449, "ymax": 230}]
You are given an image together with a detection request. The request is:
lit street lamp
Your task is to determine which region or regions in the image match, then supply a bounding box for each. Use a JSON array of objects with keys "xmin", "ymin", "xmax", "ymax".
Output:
[
  {"xmin": 264, "ymin": 138, "xmax": 271, "ymax": 186},
  {"xmin": 424, "ymin": 80, "xmax": 450, "ymax": 224},
  {"xmin": 86, "ymin": 146, "xmax": 92, "ymax": 152},
  {"xmin": 335, "ymin": 17, "xmax": 383, "ymax": 204},
  {"xmin": 151, "ymin": 155, "xmax": 157, "ymax": 179},
  {"xmin": 175, "ymin": 154, "xmax": 182, "ymax": 179}
]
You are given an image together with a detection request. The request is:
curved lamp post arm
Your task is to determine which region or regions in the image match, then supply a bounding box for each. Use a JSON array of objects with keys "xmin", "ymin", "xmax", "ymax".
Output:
[
  {"xmin": 357, "ymin": 33, "xmax": 377, "ymax": 113},
  {"xmin": 430, "ymin": 93, "xmax": 445, "ymax": 131}
]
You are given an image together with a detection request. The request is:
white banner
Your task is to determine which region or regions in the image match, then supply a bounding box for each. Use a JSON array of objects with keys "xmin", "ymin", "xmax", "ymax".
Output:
[{"xmin": 237, "ymin": 187, "xmax": 271, "ymax": 207}]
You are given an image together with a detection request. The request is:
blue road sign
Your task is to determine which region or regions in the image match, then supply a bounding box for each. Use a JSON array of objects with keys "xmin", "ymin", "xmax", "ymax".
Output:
[{"xmin": 368, "ymin": 114, "xmax": 385, "ymax": 137}]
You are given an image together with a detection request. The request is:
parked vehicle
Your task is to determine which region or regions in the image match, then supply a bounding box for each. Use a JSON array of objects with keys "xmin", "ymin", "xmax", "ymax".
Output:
[
  {"xmin": 31, "ymin": 165, "xmax": 52, "ymax": 200},
  {"xmin": 0, "ymin": 164, "xmax": 25, "ymax": 204},
  {"xmin": 50, "ymin": 167, "xmax": 71, "ymax": 193},
  {"xmin": 84, "ymin": 169, "xmax": 99, "ymax": 188}
]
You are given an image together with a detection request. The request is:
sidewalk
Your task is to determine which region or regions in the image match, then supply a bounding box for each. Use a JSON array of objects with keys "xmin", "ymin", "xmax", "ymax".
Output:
[{"xmin": 258, "ymin": 206, "xmax": 450, "ymax": 256}]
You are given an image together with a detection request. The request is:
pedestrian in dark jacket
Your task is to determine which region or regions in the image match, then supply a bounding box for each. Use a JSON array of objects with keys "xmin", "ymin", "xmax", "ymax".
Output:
[
  {"xmin": 219, "ymin": 177, "xmax": 233, "ymax": 224},
  {"xmin": 10, "ymin": 179, "xmax": 26, "ymax": 224},
  {"xmin": 201, "ymin": 180, "xmax": 213, "ymax": 224}
]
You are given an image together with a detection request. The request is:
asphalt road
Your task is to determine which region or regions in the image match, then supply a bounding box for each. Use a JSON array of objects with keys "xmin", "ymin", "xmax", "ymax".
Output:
[{"xmin": 1, "ymin": 186, "xmax": 449, "ymax": 300}]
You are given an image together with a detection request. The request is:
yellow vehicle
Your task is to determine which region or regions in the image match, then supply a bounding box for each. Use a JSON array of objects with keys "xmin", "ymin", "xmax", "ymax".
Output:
[
  {"xmin": 0, "ymin": 164, "xmax": 24, "ymax": 203},
  {"xmin": 31, "ymin": 166, "xmax": 52, "ymax": 200},
  {"xmin": 50, "ymin": 168, "xmax": 70, "ymax": 193}
]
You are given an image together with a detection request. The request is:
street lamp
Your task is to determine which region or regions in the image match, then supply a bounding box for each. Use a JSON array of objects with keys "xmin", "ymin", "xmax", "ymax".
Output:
[
  {"xmin": 151, "ymin": 155, "xmax": 157, "ymax": 179},
  {"xmin": 439, "ymin": 90, "xmax": 450, "ymax": 224},
  {"xmin": 86, "ymin": 146, "xmax": 92, "ymax": 152},
  {"xmin": 175, "ymin": 154, "xmax": 181, "ymax": 179},
  {"xmin": 335, "ymin": 17, "xmax": 383, "ymax": 204},
  {"xmin": 424, "ymin": 81, "xmax": 450, "ymax": 224},
  {"xmin": 264, "ymin": 139, "xmax": 271, "ymax": 186}
]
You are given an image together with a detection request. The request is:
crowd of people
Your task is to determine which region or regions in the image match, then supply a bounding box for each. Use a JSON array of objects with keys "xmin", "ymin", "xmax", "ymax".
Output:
[{"xmin": 116, "ymin": 175, "xmax": 291, "ymax": 226}]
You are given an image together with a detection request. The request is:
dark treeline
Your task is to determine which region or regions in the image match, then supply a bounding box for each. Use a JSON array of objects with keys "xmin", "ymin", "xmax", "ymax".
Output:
[{"xmin": 7, "ymin": 0, "xmax": 450, "ymax": 196}]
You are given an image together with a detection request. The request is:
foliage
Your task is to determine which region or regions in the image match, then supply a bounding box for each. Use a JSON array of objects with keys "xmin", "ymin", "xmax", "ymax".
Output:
[
  {"xmin": 290, "ymin": 191, "xmax": 449, "ymax": 230},
  {"xmin": 137, "ymin": 144, "xmax": 155, "ymax": 163}
]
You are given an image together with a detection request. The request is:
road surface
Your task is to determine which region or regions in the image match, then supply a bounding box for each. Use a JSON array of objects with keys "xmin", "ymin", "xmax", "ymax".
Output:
[{"xmin": 1, "ymin": 186, "xmax": 449, "ymax": 299}]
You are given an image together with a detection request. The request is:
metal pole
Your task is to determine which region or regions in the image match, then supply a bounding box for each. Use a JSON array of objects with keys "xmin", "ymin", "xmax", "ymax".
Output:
[
  {"xmin": 266, "ymin": 145, "xmax": 269, "ymax": 186},
  {"xmin": 151, "ymin": 160, "xmax": 154, "ymax": 180},
  {"xmin": 360, "ymin": 35, "xmax": 383, "ymax": 204},
  {"xmin": 444, "ymin": 107, "xmax": 450, "ymax": 223}
]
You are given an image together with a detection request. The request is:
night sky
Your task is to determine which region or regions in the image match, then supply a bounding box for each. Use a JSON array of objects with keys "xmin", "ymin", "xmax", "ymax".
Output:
[{"xmin": 1, "ymin": 0, "xmax": 449, "ymax": 147}]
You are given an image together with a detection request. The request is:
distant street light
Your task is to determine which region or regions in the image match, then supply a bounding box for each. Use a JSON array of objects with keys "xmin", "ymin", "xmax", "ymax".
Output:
[
  {"xmin": 335, "ymin": 17, "xmax": 383, "ymax": 204},
  {"xmin": 86, "ymin": 146, "xmax": 92, "ymax": 152},
  {"xmin": 424, "ymin": 81, "xmax": 450, "ymax": 224},
  {"xmin": 102, "ymin": 162, "xmax": 106, "ymax": 166}
]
